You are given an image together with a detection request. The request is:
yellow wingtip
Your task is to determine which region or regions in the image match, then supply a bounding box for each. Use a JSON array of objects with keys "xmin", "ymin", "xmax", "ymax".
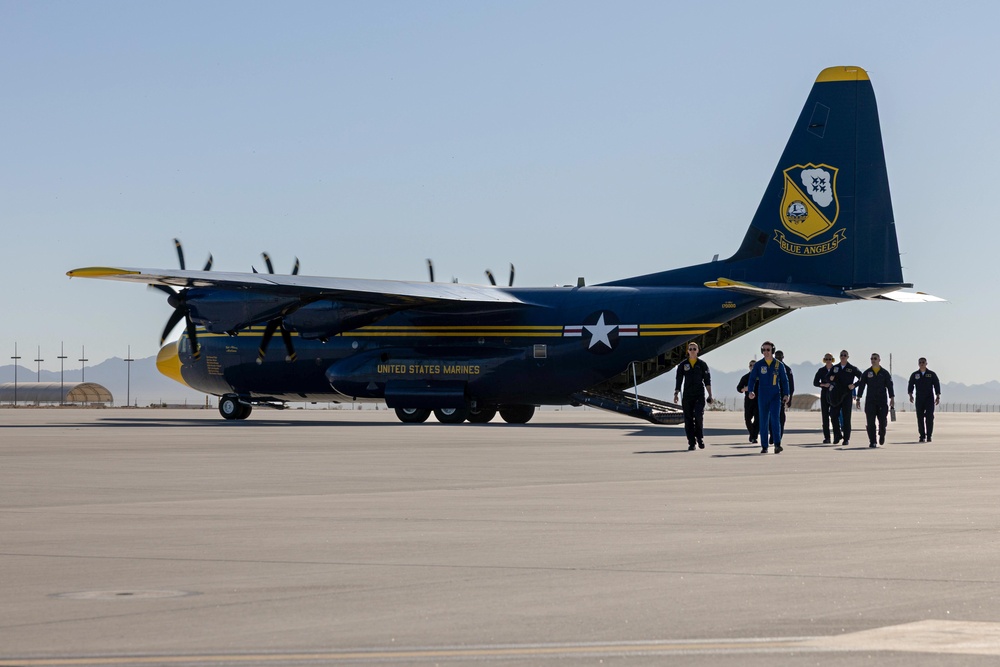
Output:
[{"xmin": 67, "ymin": 267, "xmax": 141, "ymax": 278}]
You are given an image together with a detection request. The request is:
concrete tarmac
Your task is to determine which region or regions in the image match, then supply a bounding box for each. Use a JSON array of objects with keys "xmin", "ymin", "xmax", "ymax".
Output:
[{"xmin": 2, "ymin": 407, "xmax": 1000, "ymax": 665}]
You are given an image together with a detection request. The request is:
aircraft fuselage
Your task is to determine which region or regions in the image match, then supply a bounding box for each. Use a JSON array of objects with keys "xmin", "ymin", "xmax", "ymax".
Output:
[{"xmin": 170, "ymin": 286, "xmax": 764, "ymax": 406}]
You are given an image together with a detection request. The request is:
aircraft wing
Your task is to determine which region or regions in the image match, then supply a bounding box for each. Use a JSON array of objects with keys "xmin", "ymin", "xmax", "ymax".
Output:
[
  {"xmin": 705, "ymin": 278, "xmax": 944, "ymax": 308},
  {"xmin": 67, "ymin": 267, "xmax": 528, "ymax": 307}
]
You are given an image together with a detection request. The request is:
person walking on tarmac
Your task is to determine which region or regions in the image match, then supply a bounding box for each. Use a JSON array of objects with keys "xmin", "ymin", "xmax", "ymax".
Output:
[
  {"xmin": 775, "ymin": 349, "xmax": 794, "ymax": 433},
  {"xmin": 813, "ymin": 353, "xmax": 836, "ymax": 443},
  {"xmin": 908, "ymin": 357, "xmax": 941, "ymax": 442},
  {"xmin": 827, "ymin": 350, "xmax": 862, "ymax": 446},
  {"xmin": 674, "ymin": 342, "xmax": 713, "ymax": 450},
  {"xmin": 747, "ymin": 341, "xmax": 789, "ymax": 454},
  {"xmin": 737, "ymin": 360, "xmax": 759, "ymax": 443},
  {"xmin": 856, "ymin": 352, "xmax": 895, "ymax": 448}
]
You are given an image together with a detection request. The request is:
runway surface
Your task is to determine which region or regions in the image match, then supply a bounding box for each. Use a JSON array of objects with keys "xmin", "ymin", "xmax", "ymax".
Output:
[{"xmin": 2, "ymin": 407, "xmax": 1000, "ymax": 665}]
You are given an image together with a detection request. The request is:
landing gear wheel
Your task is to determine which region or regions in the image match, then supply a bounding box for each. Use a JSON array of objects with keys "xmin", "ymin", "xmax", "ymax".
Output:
[
  {"xmin": 219, "ymin": 395, "xmax": 244, "ymax": 421},
  {"xmin": 499, "ymin": 405, "xmax": 535, "ymax": 424},
  {"xmin": 434, "ymin": 407, "xmax": 469, "ymax": 424},
  {"xmin": 236, "ymin": 403, "xmax": 252, "ymax": 420},
  {"xmin": 466, "ymin": 405, "xmax": 497, "ymax": 423},
  {"xmin": 395, "ymin": 407, "xmax": 431, "ymax": 423}
]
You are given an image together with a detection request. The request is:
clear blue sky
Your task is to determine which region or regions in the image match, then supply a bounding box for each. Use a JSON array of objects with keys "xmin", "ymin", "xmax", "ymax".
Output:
[{"xmin": 1, "ymin": 1, "xmax": 994, "ymax": 383}]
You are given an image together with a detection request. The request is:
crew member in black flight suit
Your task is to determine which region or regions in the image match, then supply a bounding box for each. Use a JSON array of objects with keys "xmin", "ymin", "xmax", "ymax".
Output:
[
  {"xmin": 674, "ymin": 342, "xmax": 713, "ymax": 450},
  {"xmin": 775, "ymin": 350, "xmax": 794, "ymax": 434},
  {"xmin": 908, "ymin": 357, "xmax": 941, "ymax": 442},
  {"xmin": 813, "ymin": 353, "xmax": 836, "ymax": 443},
  {"xmin": 856, "ymin": 352, "xmax": 895, "ymax": 448},
  {"xmin": 828, "ymin": 350, "xmax": 862, "ymax": 446},
  {"xmin": 737, "ymin": 360, "xmax": 759, "ymax": 443}
]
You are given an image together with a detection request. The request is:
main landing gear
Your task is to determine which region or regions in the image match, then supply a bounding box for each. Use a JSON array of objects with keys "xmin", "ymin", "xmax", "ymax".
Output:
[
  {"xmin": 393, "ymin": 405, "xmax": 535, "ymax": 424},
  {"xmin": 219, "ymin": 394, "xmax": 252, "ymax": 420}
]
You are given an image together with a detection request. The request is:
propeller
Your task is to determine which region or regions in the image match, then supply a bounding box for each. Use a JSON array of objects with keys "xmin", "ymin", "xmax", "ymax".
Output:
[
  {"xmin": 254, "ymin": 252, "xmax": 302, "ymax": 363},
  {"xmin": 485, "ymin": 263, "xmax": 515, "ymax": 287},
  {"xmin": 257, "ymin": 317, "xmax": 297, "ymax": 364},
  {"xmin": 426, "ymin": 259, "xmax": 460, "ymax": 283},
  {"xmin": 174, "ymin": 238, "xmax": 213, "ymax": 272},
  {"xmin": 154, "ymin": 239, "xmax": 213, "ymax": 359},
  {"xmin": 261, "ymin": 252, "xmax": 300, "ymax": 275}
]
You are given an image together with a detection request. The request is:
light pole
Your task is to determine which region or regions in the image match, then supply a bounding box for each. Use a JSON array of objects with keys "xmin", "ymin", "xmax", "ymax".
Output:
[
  {"xmin": 79, "ymin": 346, "xmax": 88, "ymax": 383},
  {"xmin": 124, "ymin": 345, "xmax": 134, "ymax": 408},
  {"xmin": 58, "ymin": 342, "xmax": 67, "ymax": 405},
  {"xmin": 33, "ymin": 346, "xmax": 43, "ymax": 405},
  {"xmin": 11, "ymin": 342, "xmax": 21, "ymax": 406}
]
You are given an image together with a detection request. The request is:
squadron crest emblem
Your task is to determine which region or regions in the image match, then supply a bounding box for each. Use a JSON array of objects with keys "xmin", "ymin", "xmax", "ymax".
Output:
[
  {"xmin": 780, "ymin": 164, "xmax": 839, "ymax": 239},
  {"xmin": 774, "ymin": 163, "xmax": 847, "ymax": 256}
]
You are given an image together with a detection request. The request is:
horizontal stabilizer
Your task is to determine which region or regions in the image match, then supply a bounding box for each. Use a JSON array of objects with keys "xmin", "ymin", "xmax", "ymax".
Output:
[
  {"xmin": 705, "ymin": 277, "xmax": 848, "ymax": 308},
  {"xmin": 869, "ymin": 289, "xmax": 946, "ymax": 303},
  {"xmin": 704, "ymin": 277, "xmax": 942, "ymax": 308}
]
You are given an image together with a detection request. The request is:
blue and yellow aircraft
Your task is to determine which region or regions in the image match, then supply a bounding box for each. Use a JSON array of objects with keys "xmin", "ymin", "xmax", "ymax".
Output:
[{"xmin": 69, "ymin": 66, "xmax": 938, "ymax": 424}]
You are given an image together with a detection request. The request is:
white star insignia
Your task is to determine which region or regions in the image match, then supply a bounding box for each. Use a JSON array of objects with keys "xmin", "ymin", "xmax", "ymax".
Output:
[{"xmin": 584, "ymin": 313, "xmax": 617, "ymax": 349}]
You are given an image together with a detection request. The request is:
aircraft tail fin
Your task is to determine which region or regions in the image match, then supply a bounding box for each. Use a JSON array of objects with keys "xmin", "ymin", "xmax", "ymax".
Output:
[{"xmin": 609, "ymin": 66, "xmax": 908, "ymax": 295}]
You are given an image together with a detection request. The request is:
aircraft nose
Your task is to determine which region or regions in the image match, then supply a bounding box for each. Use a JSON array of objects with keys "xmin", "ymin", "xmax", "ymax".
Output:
[{"xmin": 156, "ymin": 340, "xmax": 190, "ymax": 387}]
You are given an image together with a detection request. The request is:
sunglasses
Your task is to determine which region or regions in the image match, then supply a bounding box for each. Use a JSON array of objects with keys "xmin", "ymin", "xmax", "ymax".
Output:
[
  {"xmin": 761, "ymin": 347, "xmax": 773, "ymax": 352},
  {"xmin": 840, "ymin": 354, "xmax": 848, "ymax": 357},
  {"xmin": 687, "ymin": 346, "xmax": 698, "ymax": 351}
]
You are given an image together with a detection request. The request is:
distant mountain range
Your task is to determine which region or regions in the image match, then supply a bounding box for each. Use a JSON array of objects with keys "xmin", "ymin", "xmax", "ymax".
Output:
[
  {"xmin": 2, "ymin": 358, "xmax": 997, "ymax": 408},
  {"xmin": 0, "ymin": 355, "xmax": 205, "ymax": 406}
]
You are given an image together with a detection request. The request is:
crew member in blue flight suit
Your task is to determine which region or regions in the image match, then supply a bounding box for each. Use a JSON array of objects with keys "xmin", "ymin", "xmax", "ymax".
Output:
[
  {"xmin": 747, "ymin": 341, "xmax": 789, "ymax": 454},
  {"xmin": 907, "ymin": 357, "xmax": 941, "ymax": 442},
  {"xmin": 813, "ymin": 353, "xmax": 836, "ymax": 443},
  {"xmin": 674, "ymin": 341, "xmax": 713, "ymax": 450},
  {"xmin": 856, "ymin": 352, "xmax": 895, "ymax": 448}
]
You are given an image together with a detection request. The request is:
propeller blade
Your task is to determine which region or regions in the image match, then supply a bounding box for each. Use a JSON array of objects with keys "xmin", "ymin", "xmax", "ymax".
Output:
[
  {"xmin": 173, "ymin": 238, "xmax": 186, "ymax": 270},
  {"xmin": 203, "ymin": 254, "xmax": 213, "ymax": 271},
  {"xmin": 292, "ymin": 258, "xmax": 300, "ymax": 275},
  {"xmin": 280, "ymin": 324, "xmax": 297, "ymax": 362},
  {"xmin": 257, "ymin": 318, "xmax": 296, "ymax": 363},
  {"xmin": 485, "ymin": 270, "xmax": 496, "ymax": 286},
  {"xmin": 508, "ymin": 263, "xmax": 515, "ymax": 287},
  {"xmin": 426, "ymin": 259, "xmax": 435, "ymax": 283},
  {"xmin": 262, "ymin": 252, "xmax": 275, "ymax": 274},
  {"xmin": 150, "ymin": 284, "xmax": 177, "ymax": 298},
  {"xmin": 160, "ymin": 307, "xmax": 186, "ymax": 345},
  {"xmin": 185, "ymin": 314, "xmax": 200, "ymax": 360},
  {"xmin": 257, "ymin": 319, "xmax": 280, "ymax": 362}
]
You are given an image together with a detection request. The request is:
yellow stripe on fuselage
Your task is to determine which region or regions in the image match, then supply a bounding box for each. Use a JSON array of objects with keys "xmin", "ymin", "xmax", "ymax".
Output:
[
  {"xmin": 639, "ymin": 323, "xmax": 720, "ymax": 337},
  {"xmin": 186, "ymin": 323, "xmax": 718, "ymax": 339}
]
